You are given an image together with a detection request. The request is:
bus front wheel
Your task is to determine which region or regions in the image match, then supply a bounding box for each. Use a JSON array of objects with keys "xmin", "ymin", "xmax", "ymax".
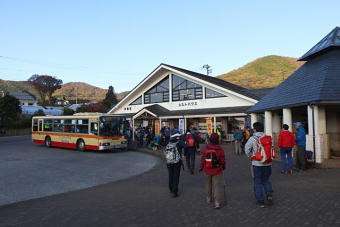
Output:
[
  {"xmin": 45, "ymin": 136, "xmax": 52, "ymax": 148},
  {"xmin": 77, "ymin": 139, "xmax": 86, "ymax": 152}
]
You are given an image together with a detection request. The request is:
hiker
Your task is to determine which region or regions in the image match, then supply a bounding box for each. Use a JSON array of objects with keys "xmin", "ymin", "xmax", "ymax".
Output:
[
  {"xmin": 278, "ymin": 124, "xmax": 295, "ymax": 174},
  {"xmin": 233, "ymin": 127, "xmax": 243, "ymax": 155},
  {"xmin": 164, "ymin": 127, "xmax": 170, "ymax": 144},
  {"xmin": 245, "ymin": 122, "xmax": 274, "ymax": 208},
  {"xmin": 199, "ymin": 133, "xmax": 226, "ymax": 209},
  {"xmin": 293, "ymin": 122, "xmax": 306, "ymax": 171},
  {"xmin": 139, "ymin": 127, "xmax": 145, "ymax": 147},
  {"xmin": 164, "ymin": 133, "xmax": 184, "ymax": 198},
  {"xmin": 185, "ymin": 130, "xmax": 197, "ymax": 174}
]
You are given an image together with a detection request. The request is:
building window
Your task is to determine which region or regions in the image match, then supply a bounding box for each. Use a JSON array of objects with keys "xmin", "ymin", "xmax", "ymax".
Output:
[
  {"xmin": 144, "ymin": 76, "xmax": 169, "ymax": 104},
  {"xmin": 130, "ymin": 96, "xmax": 142, "ymax": 105},
  {"xmin": 172, "ymin": 74, "xmax": 202, "ymax": 101},
  {"xmin": 205, "ymin": 88, "xmax": 226, "ymax": 99}
]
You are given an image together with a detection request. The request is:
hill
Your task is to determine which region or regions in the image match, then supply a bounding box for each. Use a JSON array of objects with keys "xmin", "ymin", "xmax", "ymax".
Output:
[
  {"xmin": 217, "ymin": 55, "xmax": 304, "ymax": 89},
  {"xmin": 0, "ymin": 80, "xmax": 127, "ymax": 102}
]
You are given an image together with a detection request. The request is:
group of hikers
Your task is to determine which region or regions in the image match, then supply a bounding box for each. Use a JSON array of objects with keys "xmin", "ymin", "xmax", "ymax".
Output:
[{"xmin": 164, "ymin": 121, "xmax": 310, "ymax": 209}]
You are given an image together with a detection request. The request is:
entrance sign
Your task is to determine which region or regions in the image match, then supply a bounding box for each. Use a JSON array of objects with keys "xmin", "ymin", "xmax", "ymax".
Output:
[
  {"xmin": 155, "ymin": 120, "xmax": 160, "ymax": 135},
  {"xmin": 143, "ymin": 121, "xmax": 148, "ymax": 127},
  {"xmin": 206, "ymin": 117, "xmax": 213, "ymax": 135},
  {"xmin": 179, "ymin": 119, "xmax": 185, "ymax": 134}
]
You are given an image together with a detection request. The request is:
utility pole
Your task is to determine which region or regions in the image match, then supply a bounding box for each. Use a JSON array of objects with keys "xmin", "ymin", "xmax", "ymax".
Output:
[
  {"xmin": 75, "ymin": 86, "xmax": 78, "ymax": 104},
  {"xmin": 202, "ymin": 64, "xmax": 212, "ymax": 76}
]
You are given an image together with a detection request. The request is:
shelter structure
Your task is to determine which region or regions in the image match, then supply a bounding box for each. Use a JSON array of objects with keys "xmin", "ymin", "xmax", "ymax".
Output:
[
  {"xmin": 109, "ymin": 64, "xmax": 267, "ymax": 141},
  {"xmin": 248, "ymin": 27, "xmax": 340, "ymax": 165}
]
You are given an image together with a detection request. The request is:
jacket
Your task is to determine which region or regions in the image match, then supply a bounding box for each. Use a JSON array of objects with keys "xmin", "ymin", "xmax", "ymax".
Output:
[
  {"xmin": 245, "ymin": 132, "xmax": 272, "ymax": 166},
  {"xmin": 233, "ymin": 130, "xmax": 243, "ymax": 142},
  {"xmin": 278, "ymin": 130, "xmax": 295, "ymax": 148},
  {"xmin": 200, "ymin": 144, "xmax": 226, "ymax": 175},
  {"xmin": 295, "ymin": 126, "xmax": 306, "ymax": 147}
]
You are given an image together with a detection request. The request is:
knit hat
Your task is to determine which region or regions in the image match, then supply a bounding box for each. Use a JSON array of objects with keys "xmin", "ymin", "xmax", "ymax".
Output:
[{"xmin": 210, "ymin": 133, "xmax": 219, "ymax": 144}]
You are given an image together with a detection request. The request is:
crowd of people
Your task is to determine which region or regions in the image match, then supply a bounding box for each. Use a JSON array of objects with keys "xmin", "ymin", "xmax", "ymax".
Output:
[{"xmin": 163, "ymin": 121, "xmax": 310, "ymax": 210}]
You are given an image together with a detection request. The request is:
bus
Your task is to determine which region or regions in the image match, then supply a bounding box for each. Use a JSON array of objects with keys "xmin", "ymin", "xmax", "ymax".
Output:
[{"xmin": 32, "ymin": 113, "xmax": 128, "ymax": 152}]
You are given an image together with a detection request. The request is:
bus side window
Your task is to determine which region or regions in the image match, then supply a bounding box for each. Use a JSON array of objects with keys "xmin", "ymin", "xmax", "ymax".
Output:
[
  {"xmin": 33, "ymin": 119, "xmax": 38, "ymax": 131},
  {"xmin": 91, "ymin": 123, "xmax": 98, "ymax": 135}
]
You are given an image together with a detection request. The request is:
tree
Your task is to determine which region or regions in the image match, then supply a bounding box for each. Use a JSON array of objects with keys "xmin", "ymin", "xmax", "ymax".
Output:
[
  {"xmin": 102, "ymin": 86, "xmax": 118, "ymax": 110},
  {"xmin": 33, "ymin": 109, "xmax": 45, "ymax": 116},
  {"xmin": 63, "ymin": 107, "xmax": 74, "ymax": 115},
  {"xmin": 76, "ymin": 103, "xmax": 105, "ymax": 113},
  {"xmin": 0, "ymin": 94, "xmax": 21, "ymax": 124},
  {"xmin": 28, "ymin": 74, "xmax": 63, "ymax": 105}
]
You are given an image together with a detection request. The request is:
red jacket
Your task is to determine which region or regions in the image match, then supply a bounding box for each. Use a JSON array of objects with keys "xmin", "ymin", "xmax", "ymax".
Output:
[
  {"xmin": 200, "ymin": 144, "xmax": 226, "ymax": 175},
  {"xmin": 278, "ymin": 130, "xmax": 296, "ymax": 148}
]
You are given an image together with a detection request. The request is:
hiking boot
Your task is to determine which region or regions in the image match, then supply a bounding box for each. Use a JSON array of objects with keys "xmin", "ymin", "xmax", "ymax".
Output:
[
  {"xmin": 206, "ymin": 197, "xmax": 212, "ymax": 205},
  {"xmin": 173, "ymin": 192, "xmax": 178, "ymax": 198},
  {"xmin": 281, "ymin": 170, "xmax": 287, "ymax": 174},
  {"xmin": 257, "ymin": 201, "xmax": 265, "ymax": 208},
  {"xmin": 266, "ymin": 194, "xmax": 273, "ymax": 205},
  {"xmin": 289, "ymin": 170, "xmax": 293, "ymax": 175},
  {"xmin": 214, "ymin": 203, "xmax": 222, "ymax": 209},
  {"xmin": 190, "ymin": 169, "xmax": 194, "ymax": 175}
]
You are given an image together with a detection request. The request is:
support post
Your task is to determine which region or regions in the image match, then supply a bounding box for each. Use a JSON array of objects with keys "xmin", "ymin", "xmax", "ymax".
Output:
[
  {"xmin": 265, "ymin": 111, "xmax": 272, "ymax": 136},
  {"xmin": 283, "ymin": 108, "xmax": 292, "ymax": 131},
  {"xmin": 213, "ymin": 116, "xmax": 217, "ymax": 133}
]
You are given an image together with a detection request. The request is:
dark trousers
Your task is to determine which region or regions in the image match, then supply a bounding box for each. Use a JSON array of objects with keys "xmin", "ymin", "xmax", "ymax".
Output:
[
  {"xmin": 185, "ymin": 149, "xmax": 196, "ymax": 171},
  {"xmin": 167, "ymin": 162, "xmax": 181, "ymax": 194},
  {"xmin": 253, "ymin": 165, "xmax": 273, "ymax": 203},
  {"xmin": 296, "ymin": 146, "xmax": 306, "ymax": 170}
]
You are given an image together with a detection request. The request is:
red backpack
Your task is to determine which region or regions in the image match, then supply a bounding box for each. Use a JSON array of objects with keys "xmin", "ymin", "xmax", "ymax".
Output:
[
  {"xmin": 251, "ymin": 135, "xmax": 275, "ymax": 163},
  {"xmin": 186, "ymin": 134, "xmax": 195, "ymax": 147},
  {"xmin": 205, "ymin": 146, "xmax": 220, "ymax": 169}
]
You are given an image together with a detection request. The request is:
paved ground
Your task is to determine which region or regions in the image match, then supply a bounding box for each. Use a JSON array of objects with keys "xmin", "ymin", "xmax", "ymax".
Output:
[
  {"xmin": 1, "ymin": 142, "xmax": 340, "ymax": 227},
  {"xmin": 0, "ymin": 136, "xmax": 158, "ymax": 206}
]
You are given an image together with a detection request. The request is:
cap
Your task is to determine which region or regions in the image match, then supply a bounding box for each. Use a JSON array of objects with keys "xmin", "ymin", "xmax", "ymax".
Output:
[
  {"xmin": 171, "ymin": 133, "xmax": 181, "ymax": 138},
  {"xmin": 210, "ymin": 133, "xmax": 219, "ymax": 143},
  {"xmin": 293, "ymin": 122, "xmax": 302, "ymax": 126}
]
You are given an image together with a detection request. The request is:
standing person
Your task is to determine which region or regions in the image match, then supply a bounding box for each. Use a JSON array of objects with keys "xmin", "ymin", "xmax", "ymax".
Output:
[
  {"xmin": 164, "ymin": 133, "xmax": 184, "ymax": 198},
  {"xmin": 139, "ymin": 127, "xmax": 145, "ymax": 147},
  {"xmin": 293, "ymin": 122, "xmax": 306, "ymax": 171},
  {"xmin": 245, "ymin": 122, "xmax": 274, "ymax": 208},
  {"xmin": 164, "ymin": 127, "xmax": 170, "ymax": 144},
  {"xmin": 185, "ymin": 130, "xmax": 196, "ymax": 174},
  {"xmin": 199, "ymin": 133, "xmax": 226, "ymax": 209},
  {"xmin": 233, "ymin": 127, "xmax": 243, "ymax": 155},
  {"xmin": 278, "ymin": 124, "xmax": 295, "ymax": 174}
]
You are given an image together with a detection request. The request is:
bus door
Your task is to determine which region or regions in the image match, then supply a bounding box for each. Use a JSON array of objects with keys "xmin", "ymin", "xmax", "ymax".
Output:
[{"xmin": 38, "ymin": 119, "xmax": 43, "ymax": 132}]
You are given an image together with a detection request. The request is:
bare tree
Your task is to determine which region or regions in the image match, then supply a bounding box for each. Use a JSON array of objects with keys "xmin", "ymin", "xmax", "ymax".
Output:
[{"xmin": 28, "ymin": 75, "xmax": 63, "ymax": 105}]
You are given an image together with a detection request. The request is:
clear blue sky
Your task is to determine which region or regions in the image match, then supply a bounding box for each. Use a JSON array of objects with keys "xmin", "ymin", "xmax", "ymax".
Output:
[{"xmin": 1, "ymin": 0, "xmax": 339, "ymax": 92}]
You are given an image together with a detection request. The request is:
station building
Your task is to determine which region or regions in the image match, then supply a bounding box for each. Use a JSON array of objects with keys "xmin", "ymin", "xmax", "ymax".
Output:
[
  {"xmin": 249, "ymin": 27, "xmax": 340, "ymax": 166},
  {"xmin": 109, "ymin": 64, "xmax": 269, "ymax": 141}
]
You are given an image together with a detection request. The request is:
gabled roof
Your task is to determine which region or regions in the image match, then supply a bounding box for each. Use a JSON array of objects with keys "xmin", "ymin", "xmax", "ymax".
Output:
[
  {"xmin": 299, "ymin": 27, "xmax": 340, "ymax": 61},
  {"xmin": 109, "ymin": 63, "xmax": 259, "ymax": 113},
  {"xmin": 248, "ymin": 49, "xmax": 340, "ymax": 113},
  {"xmin": 8, "ymin": 91, "xmax": 37, "ymax": 102},
  {"xmin": 162, "ymin": 64, "xmax": 261, "ymax": 100}
]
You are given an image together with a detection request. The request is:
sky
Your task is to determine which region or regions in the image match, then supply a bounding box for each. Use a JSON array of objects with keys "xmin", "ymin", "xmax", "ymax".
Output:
[{"xmin": 1, "ymin": 0, "xmax": 339, "ymax": 92}]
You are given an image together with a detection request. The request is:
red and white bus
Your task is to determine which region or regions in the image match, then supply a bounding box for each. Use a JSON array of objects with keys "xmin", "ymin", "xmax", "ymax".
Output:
[{"xmin": 32, "ymin": 113, "xmax": 128, "ymax": 151}]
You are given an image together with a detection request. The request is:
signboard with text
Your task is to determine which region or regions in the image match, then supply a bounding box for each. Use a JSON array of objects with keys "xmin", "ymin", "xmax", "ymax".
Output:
[
  {"xmin": 155, "ymin": 120, "xmax": 160, "ymax": 136},
  {"xmin": 206, "ymin": 117, "xmax": 212, "ymax": 135}
]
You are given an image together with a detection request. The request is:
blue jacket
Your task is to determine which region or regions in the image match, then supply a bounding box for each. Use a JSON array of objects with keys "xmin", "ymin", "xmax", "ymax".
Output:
[{"xmin": 295, "ymin": 126, "xmax": 306, "ymax": 147}]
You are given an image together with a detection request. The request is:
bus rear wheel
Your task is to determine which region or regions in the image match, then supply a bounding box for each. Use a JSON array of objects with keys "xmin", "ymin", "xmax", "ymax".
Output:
[
  {"xmin": 77, "ymin": 139, "xmax": 86, "ymax": 152},
  {"xmin": 45, "ymin": 136, "xmax": 52, "ymax": 148}
]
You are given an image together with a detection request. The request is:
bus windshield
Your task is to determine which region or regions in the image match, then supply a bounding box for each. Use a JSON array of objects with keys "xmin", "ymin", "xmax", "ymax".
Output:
[{"xmin": 99, "ymin": 116, "xmax": 125, "ymax": 137}]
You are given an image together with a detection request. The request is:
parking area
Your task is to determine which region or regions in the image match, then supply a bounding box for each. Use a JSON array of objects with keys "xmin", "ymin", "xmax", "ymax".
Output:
[{"xmin": 0, "ymin": 136, "xmax": 159, "ymax": 206}]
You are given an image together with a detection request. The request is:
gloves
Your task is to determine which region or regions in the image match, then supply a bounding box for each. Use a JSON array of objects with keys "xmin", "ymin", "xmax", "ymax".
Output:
[{"xmin": 199, "ymin": 168, "xmax": 203, "ymax": 173}]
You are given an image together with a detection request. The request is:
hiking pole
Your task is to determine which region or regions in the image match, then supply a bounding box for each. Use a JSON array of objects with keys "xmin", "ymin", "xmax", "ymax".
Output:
[{"xmin": 222, "ymin": 170, "xmax": 227, "ymax": 206}]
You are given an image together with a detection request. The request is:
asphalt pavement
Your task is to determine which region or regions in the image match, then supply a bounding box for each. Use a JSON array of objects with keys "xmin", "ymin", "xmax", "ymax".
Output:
[
  {"xmin": 0, "ymin": 136, "xmax": 158, "ymax": 206},
  {"xmin": 0, "ymin": 142, "xmax": 340, "ymax": 227}
]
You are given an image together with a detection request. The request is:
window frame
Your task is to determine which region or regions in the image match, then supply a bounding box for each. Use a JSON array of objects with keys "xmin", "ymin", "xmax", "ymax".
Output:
[
  {"xmin": 205, "ymin": 87, "xmax": 226, "ymax": 99},
  {"xmin": 144, "ymin": 76, "xmax": 169, "ymax": 104},
  {"xmin": 172, "ymin": 74, "xmax": 203, "ymax": 101}
]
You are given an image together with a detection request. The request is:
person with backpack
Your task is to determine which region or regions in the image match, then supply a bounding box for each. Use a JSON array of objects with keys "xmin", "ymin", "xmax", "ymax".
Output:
[
  {"xmin": 278, "ymin": 124, "xmax": 295, "ymax": 174},
  {"xmin": 293, "ymin": 122, "xmax": 307, "ymax": 171},
  {"xmin": 185, "ymin": 130, "xmax": 197, "ymax": 174},
  {"xmin": 233, "ymin": 127, "xmax": 243, "ymax": 155},
  {"xmin": 199, "ymin": 133, "xmax": 226, "ymax": 209},
  {"xmin": 245, "ymin": 122, "xmax": 274, "ymax": 208},
  {"xmin": 164, "ymin": 127, "xmax": 170, "ymax": 144},
  {"xmin": 164, "ymin": 133, "xmax": 184, "ymax": 198}
]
